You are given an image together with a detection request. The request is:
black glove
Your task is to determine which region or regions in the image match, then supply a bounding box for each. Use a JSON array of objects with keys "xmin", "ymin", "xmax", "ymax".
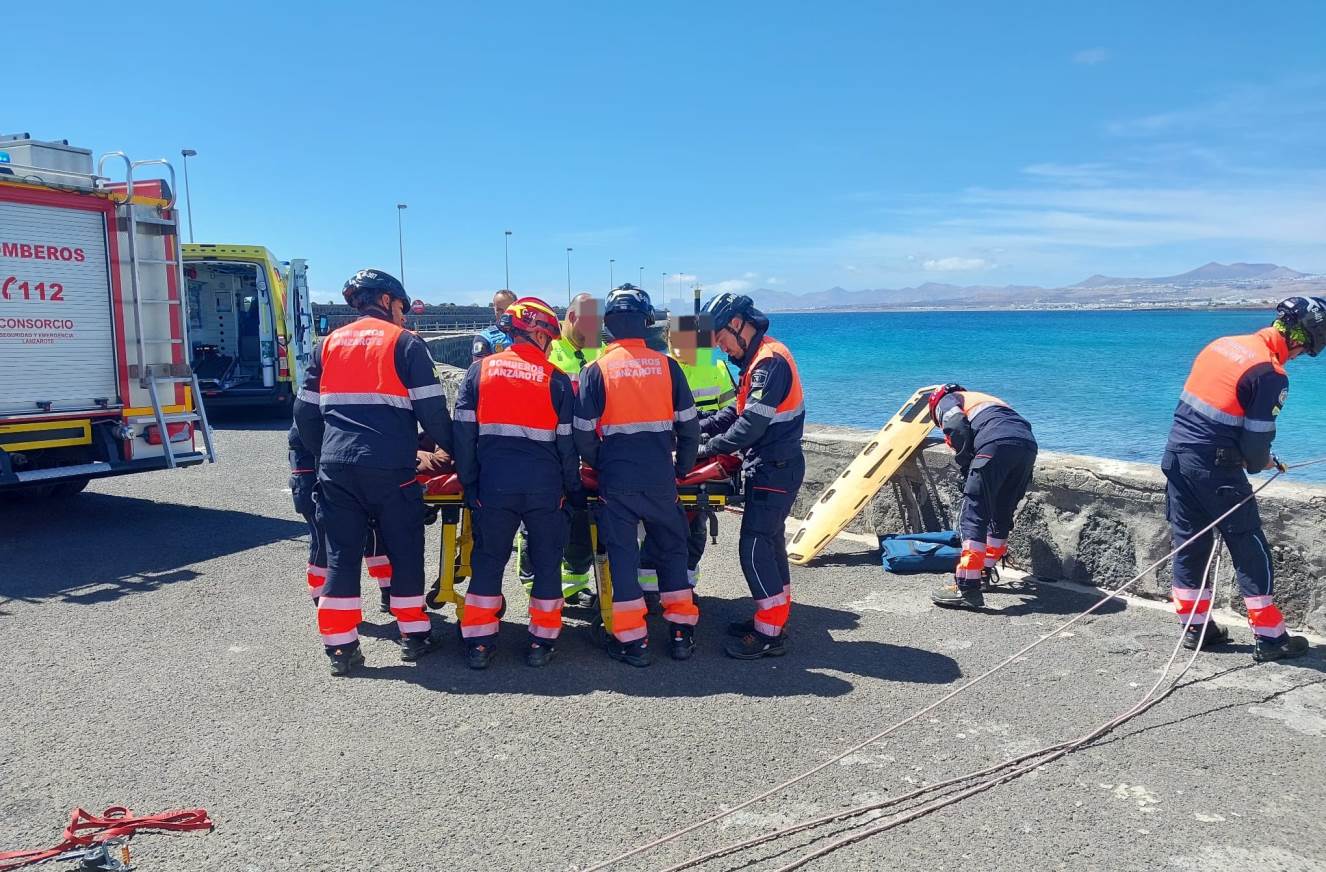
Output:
[{"xmin": 566, "ymin": 487, "xmax": 589, "ymax": 511}]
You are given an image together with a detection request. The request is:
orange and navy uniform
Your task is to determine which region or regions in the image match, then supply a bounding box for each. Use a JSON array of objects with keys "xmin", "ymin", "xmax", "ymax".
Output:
[
  {"xmin": 295, "ymin": 314, "xmax": 453, "ymax": 468},
  {"xmin": 1164, "ymin": 327, "xmax": 1291, "ymax": 644},
  {"xmin": 293, "ymin": 312, "xmax": 452, "ymax": 654},
  {"xmin": 574, "ymin": 338, "xmax": 700, "ymax": 489},
  {"xmin": 699, "ymin": 330, "xmax": 806, "ymax": 639},
  {"xmin": 1168, "ymin": 327, "xmax": 1288, "ymax": 472},
  {"xmin": 452, "ymin": 342, "xmax": 579, "ymax": 649},
  {"xmin": 933, "ymin": 390, "xmax": 1037, "ymax": 588},
  {"xmin": 701, "ymin": 332, "xmax": 805, "ymax": 462},
  {"xmin": 574, "ymin": 338, "xmax": 701, "ymax": 644}
]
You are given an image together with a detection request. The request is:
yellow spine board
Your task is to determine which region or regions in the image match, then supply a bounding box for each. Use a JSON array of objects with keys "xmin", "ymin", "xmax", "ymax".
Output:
[{"xmin": 786, "ymin": 385, "xmax": 942, "ymax": 565}]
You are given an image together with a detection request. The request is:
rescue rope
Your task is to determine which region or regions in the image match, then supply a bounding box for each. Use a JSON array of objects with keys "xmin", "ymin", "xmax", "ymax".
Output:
[
  {"xmin": 0, "ymin": 807, "xmax": 213, "ymax": 870},
  {"xmin": 582, "ymin": 454, "xmax": 1326, "ymax": 872},
  {"xmin": 661, "ymin": 542, "xmax": 1227, "ymax": 872}
]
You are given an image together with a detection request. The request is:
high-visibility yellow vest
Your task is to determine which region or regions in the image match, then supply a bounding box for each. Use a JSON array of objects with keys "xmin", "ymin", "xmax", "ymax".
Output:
[
  {"xmin": 547, "ymin": 337, "xmax": 600, "ymax": 392},
  {"xmin": 678, "ymin": 354, "xmax": 736, "ymax": 412}
]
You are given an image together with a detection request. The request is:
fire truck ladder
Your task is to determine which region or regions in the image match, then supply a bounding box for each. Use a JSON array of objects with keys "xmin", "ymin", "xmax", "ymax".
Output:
[{"xmin": 97, "ymin": 153, "xmax": 216, "ymax": 470}]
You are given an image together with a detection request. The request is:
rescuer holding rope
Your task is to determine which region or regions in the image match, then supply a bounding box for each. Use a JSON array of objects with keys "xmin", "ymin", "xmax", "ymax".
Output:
[{"xmin": 1163, "ymin": 297, "xmax": 1325, "ymax": 662}]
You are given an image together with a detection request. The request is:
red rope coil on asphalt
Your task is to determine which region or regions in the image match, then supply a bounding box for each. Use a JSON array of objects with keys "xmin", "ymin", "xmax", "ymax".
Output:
[{"xmin": 0, "ymin": 806, "xmax": 213, "ymax": 870}]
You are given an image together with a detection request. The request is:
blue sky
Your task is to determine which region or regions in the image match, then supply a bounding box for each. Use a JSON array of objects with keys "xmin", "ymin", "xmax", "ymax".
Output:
[{"xmin": 13, "ymin": 1, "xmax": 1325, "ymax": 304}]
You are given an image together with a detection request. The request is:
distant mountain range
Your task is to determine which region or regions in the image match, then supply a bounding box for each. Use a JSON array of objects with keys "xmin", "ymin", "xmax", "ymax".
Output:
[{"xmin": 748, "ymin": 262, "xmax": 1326, "ymax": 312}]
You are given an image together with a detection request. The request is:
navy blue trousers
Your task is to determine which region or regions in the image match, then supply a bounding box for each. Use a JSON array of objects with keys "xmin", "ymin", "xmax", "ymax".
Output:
[
  {"xmin": 466, "ymin": 491, "xmax": 568, "ymax": 646},
  {"xmin": 316, "ymin": 464, "xmax": 428, "ymax": 652},
  {"xmin": 740, "ymin": 456, "xmax": 804, "ymax": 635}
]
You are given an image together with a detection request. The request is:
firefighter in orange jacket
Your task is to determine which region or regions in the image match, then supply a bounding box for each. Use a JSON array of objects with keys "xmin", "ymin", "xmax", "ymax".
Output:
[
  {"xmin": 294, "ymin": 269, "xmax": 453, "ymax": 676},
  {"xmin": 452, "ymin": 297, "xmax": 582, "ymax": 669},
  {"xmin": 574, "ymin": 285, "xmax": 701, "ymax": 666},
  {"xmin": 697, "ymin": 293, "xmax": 806, "ymax": 659},
  {"xmin": 1163, "ymin": 297, "xmax": 1324, "ymax": 662}
]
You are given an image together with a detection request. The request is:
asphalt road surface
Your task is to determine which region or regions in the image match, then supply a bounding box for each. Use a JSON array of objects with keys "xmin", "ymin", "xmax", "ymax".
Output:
[{"xmin": 3, "ymin": 413, "xmax": 1325, "ymax": 871}]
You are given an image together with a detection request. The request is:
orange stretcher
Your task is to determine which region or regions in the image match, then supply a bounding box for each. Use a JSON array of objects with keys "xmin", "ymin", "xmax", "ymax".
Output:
[{"xmin": 419, "ymin": 454, "xmax": 742, "ymax": 636}]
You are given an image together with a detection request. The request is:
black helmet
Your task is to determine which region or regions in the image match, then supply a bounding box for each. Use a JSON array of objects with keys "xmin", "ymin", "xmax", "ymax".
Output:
[
  {"xmin": 605, "ymin": 284, "xmax": 655, "ymax": 325},
  {"xmin": 343, "ymin": 269, "xmax": 410, "ymax": 311},
  {"xmin": 1275, "ymin": 296, "xmax": 1326, "ymax": 357},
  {"xmin": 701, "ymin": 292, "xmax": 756, "ymax": 331}
]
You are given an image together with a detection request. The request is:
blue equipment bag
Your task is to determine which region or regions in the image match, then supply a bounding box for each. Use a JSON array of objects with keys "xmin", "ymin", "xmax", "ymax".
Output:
[{"xmin": 880, "ymin": 530, "xmax": 961, "ymax": 574}]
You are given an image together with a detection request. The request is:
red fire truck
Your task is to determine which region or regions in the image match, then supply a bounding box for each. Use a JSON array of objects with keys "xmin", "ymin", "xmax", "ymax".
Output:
[{"xmin": 0, "ymin": 134, "xmax": 215, "ymax": 498}]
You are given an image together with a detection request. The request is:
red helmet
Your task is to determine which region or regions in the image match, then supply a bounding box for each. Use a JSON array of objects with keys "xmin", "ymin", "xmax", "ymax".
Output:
[
  {"xmin": 500, "ymin": 297, "xmax": 561, "ymax": 342},
  {"xmin": 927, "ymin": 383, "xmax": 965, "ymax": 426}
]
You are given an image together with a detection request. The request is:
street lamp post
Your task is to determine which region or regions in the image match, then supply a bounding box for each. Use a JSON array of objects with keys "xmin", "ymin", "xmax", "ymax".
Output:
[
  {"xmin": 566, "ymin": 247, "xmax": 573, "ymax": 305},
  {"xmin": 504, "ymin": 230, "xmax": 512, "ymax": 290},
  {"xmin": 609, "ymin": 258, "xmax": 616, "ymax": 290},
  {"xmin": 396, "ymin": 204, "xmax": 407, "ymax": 284},
  {"xmin": 662, "ymin": 273, "xmax": 668, "ymax": 302},
  {"xmin": 638, "ymin": 266, "xmax": 644, "ymax": 289},
  {"xmin": 180, "ymin": 148, "xmax": 197, "ymax": 243}
]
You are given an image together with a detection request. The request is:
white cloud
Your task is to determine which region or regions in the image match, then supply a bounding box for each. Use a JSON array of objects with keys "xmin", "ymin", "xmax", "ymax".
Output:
[
  {"xmin": 708, "ymin": 278, "xmax": 754, "ymax": 294},
  {"xmin": 1072, "ymin": 48, "xmax": 1110, "ymax": 65},
  {"xmin": 765, "ymin": 276, "xmax": 785, "ymax": 285},
  {"xmin": 923, "ymin": 257, "xmax": 994, "ymax": 272},
  {"xmin": 741, "ymin": 271, "xmax": 759, "ymax": 279}
]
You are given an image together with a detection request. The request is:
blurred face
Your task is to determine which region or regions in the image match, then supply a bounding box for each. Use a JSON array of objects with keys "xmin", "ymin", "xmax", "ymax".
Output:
[
  {"xmin": 668, "ymin": 314, "xmax": 699, "ymax": 365},
  {"xmin": 568, "ymin": 297, "xmax": 601, "ymax": 348}
]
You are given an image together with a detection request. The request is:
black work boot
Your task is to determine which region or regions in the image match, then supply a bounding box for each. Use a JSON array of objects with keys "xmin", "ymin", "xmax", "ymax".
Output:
[
  {"xmin": 466, "ymin": 642, "xmax": 495, "ymax": 670},
  {"xmin": 328, "ymin": 647, "xmax": 365, "ymax": 677},
  {"xmin": 607, "ymin": 638, "xmax": 652, "ymax": 668},
  {"xmin": 980, "ymin": 565, "xmax": 1001, "ymax": 592},
  {"xmin": 1254, "ymin": 634, "xmax": 1310, "ymax": 663},
  {"xmin": 727, "ymin": 618, "xmax": 755, "ymax": 637},
  {"xmin": 399, "ymin": 633, "xmax": 441, "ymax": 662},
  {"xmin": 525, "ymin": 641, "xmax": 556, "ymax": 668},
  {"xmin": 932, "ymin": 582, "xmax": 985, "ymax": 609},
  {"xmin": 669, "ymin": 625, "xmax": 696, "ymax": 661},
  {"xmin": 724, "ymin": 630, "xmax": 787, "ymax": 660},
  {"xmin": 1182, "ymin": 621, "xmax": 1231, "ymax": 651}
]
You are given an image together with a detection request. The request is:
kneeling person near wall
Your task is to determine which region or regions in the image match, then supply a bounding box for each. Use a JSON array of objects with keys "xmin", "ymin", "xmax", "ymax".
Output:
[
  {"xmin": 453, "ymin": 297, "xmax": 582, "ymax": 669},
  {"xmin": 1163, "ymin": 297, "xmax": 1324, "ymax": 662},
  {"xmin": 698, "ymin": 293, "xmax": 806, "ymax": 660},
  {"xmin": 927, "ymin": 384, "xmax": 1038, "ymax": 610}
]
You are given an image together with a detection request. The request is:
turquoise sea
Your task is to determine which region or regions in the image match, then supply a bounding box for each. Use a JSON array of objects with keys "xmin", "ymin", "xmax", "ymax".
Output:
[{"xmin": 760, "ymin": 310, "xmax": 1326, "ymax": 483}]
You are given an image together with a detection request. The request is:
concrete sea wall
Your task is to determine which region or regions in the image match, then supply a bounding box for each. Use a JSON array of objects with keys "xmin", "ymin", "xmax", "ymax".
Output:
[
  {"xmin": 801, "ymin": 424, "xmax": 1326, "ymax": 634},
  {"xmin": 432, "ymin": 361, "xmax": 1326, "ymax": 633}
]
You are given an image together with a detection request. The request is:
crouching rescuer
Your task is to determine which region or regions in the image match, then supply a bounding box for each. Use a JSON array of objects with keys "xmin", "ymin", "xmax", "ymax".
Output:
[
  {"xmin": 453, "ymin": 297, "xmax": 582, "ymax": 669},
  {"xmin": 294, "ymin": 269, "xmax": 453, "ymax": 676},
  {"xmin": 575, "ymin": 285, "xmax": 701, "ymax": 666},
  {"xmin": 927, "ymin": 384, "xmax": 1038, "ymax": 610},
  {"xmin": 1163, "ymin": 297, "xmax": 1325, "ymax": 662},
  {"xmin": 698, "ymin": 293, "xmax": 805, "ymax": 660}
]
